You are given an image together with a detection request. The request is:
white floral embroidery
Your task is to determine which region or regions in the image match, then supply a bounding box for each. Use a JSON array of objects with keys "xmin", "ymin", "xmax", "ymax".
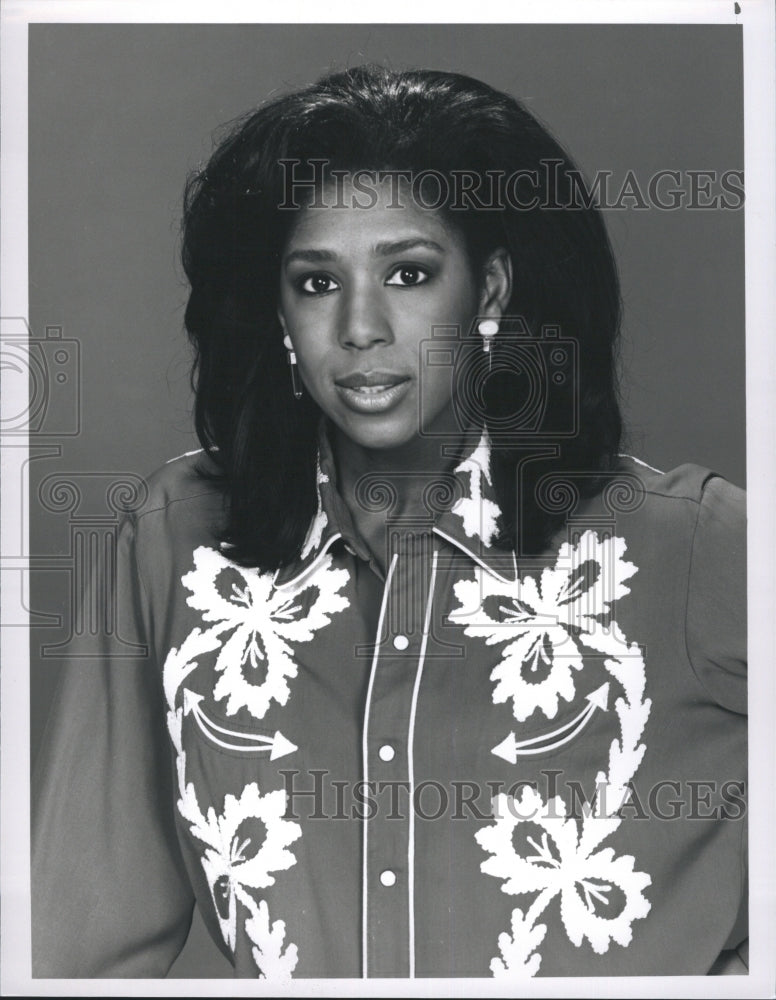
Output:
[
  {"xmin": 161, "ymin": 544, "xmax": 350, "ymax": 978},
  {"xmin": 491, "ymin": 906, "xmax": 547, "ymax": 978},
  {"xmin": 163, "ymin": 626, "xmax": 223, "ymax": 753},
  {"xmin": 243, "ymin": 894, "xmax": 299, "ymax": 980},
  {"xmin": 449, "ymin": 531, "xmax": 637, "ymax": 721},
  {"xmin": 300, "ymin": 464, "xmax": 330, "ymax": 559},
  {"xmin": 177, "ymin": 780, "xmax": 301, "ymax": 952},
  {"xmin": 478, "ymin": 788, "xmax": 651, "ymax": 969},
  {"xmin": 464, "ymin": 531, "xmax": 652, "ymax": 975},
  {"xmin": 180, "ymin": 545, "xmax": 349, "ymax": 719},
  {"xmin": 450, "ymin": 430, "xmax": 500, "ymax": 545}
]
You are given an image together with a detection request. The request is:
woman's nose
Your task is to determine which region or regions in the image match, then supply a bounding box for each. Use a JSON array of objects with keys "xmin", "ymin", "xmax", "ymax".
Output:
[{"xmin": 337, "ymin": 285, "xmax": 393, "ymax": 350}]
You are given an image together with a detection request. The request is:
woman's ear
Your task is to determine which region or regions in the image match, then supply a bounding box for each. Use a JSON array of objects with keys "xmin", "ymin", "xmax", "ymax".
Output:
[{"xmin": 478, "ymin": 247, "xmax": 513, "ymax": 319}]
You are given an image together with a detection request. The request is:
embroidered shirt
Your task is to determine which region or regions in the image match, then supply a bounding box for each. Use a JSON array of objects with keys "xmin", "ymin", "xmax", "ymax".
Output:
[{"xmin": 32, "ymin": 436, "xmax": 747, "ymax": 979}]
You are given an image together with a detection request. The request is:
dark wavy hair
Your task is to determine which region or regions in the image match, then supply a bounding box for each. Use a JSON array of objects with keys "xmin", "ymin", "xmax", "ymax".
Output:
[{"xmin": 181, "ymin": 64, "xmax": 623, "ymax": 570}]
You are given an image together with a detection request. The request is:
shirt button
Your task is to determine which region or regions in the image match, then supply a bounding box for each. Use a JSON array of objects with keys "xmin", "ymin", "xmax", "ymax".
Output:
[
  {"xmin": 378, "ymin": 744, "xmax": 395, "ymax": 762},
  {"xmin": 392, "ymin": 634, "xmax": 409, "ymax": 651},
  {"xmin": 380, "ymin": 870, "xmax": 397, "ymax": 887}
]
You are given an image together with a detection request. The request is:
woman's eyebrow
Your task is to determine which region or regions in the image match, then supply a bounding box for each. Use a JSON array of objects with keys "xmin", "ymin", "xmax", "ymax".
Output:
[
  {"xmin": 284, "ymin": 238, "xmax": 447, "ymax": 268},
  {"xmin": 372, "ymin": 238, "xmax": 446, "ymax": 256},
  {"xmin": 284, "ymin": 248, "xmax": 338, "ymax": 265}
]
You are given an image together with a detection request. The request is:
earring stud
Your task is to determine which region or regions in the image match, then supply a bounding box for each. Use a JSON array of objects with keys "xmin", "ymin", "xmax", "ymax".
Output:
[{"xmin": 478, "ymin": 319, "xmax": 499, "ymax": 370}]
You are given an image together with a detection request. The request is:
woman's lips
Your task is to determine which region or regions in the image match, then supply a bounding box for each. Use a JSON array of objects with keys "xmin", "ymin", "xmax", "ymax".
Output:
[{"xmin": 334, "ymin": 372, "xmax": 411, "ymax": 413}]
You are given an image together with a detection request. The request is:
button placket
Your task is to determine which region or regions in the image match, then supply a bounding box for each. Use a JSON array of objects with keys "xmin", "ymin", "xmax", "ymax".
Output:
[
  {"xmin": 362, "ymin": 547, "xmax": 425, "ymax": 978},
  {"xmin": 361, "ymin": 534, "xmax": 440, "ymax": 979}
]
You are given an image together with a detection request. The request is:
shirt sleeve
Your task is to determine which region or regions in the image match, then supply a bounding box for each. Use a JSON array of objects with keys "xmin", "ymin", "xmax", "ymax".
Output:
[
  {"xmin": 32, "ymin": 514, "xmax": 195, "ymax": 977},
  {"xmin": 685, "ymin": 474, "xmax": 747, "ymax": 714}
]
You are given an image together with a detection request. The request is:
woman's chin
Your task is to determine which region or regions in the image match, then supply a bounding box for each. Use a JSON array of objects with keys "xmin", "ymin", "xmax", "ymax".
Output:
[
  {"xmin": 331, "ymin": 408, "xmax": 474, "ymax": 455},
  {"xmin": 322, "ymin": 406, "xmax": 421, "ymax": 453},
  {"xmin": 337, "ymin": 420, "xmax": 420, "ymax": 453}
]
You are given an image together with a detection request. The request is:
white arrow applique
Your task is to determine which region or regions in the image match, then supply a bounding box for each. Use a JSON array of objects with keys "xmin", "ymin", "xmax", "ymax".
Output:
[
  {"xmin": 183, "ymin": 689, "xmax": 298, "ymax": 760},
  {"xmin": 491, "ymin": 683, "xmax": 610, "ymax": 763}
]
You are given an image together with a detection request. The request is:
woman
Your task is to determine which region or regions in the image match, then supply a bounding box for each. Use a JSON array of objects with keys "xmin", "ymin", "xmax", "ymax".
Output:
[{"xmin": 32, "ymin": 65, "xmax": 747, "ymax": 979}]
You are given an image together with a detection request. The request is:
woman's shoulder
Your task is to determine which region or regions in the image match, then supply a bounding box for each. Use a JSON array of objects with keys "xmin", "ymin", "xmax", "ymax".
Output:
[
  {"xmin": 613, "ymin": 454, "xmax": 745, "ymax": 529},
  {"xmin": 124, "ymin": 448, "xmax": 227, "ymax": 554},
  {"xmin": 616, "ymin": 453, "xmax": 745, "ymax": 503},
  {"xmin": 136, "ymin": 448, "xmax": 224, "ymax": 511},
  {"xmin": 567, "ymin": 454, "xmax": 746, "ymax": 557},
  {"xmin": 609, "ymin": 458, "xmax": 746, "ymax": 713}
]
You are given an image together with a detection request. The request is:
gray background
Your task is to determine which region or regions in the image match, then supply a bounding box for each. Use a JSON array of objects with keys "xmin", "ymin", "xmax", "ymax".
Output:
[{"xmin": 27, "ymin": 23, "xmax": 744, "ymax": 977}]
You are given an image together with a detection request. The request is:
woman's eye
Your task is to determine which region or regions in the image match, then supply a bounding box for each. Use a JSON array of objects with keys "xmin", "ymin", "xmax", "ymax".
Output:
[
  {"xmin": 299, "ymin": 273, "xmax": 339, "ymax": 295},
  {"xmin": 386, "ymin": 265, "xmax": 430, "ymax": 287}
]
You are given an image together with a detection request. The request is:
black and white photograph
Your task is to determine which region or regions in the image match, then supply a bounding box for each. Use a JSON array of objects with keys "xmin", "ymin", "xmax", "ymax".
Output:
[{"xmin": 1, "ymin": 2, "xmax": 774, "ymax": 995}]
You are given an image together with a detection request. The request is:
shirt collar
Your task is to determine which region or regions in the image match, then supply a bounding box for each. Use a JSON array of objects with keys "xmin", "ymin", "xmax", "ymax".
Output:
[
  {"xmin": 273, "ymin": 427, "xmax": 346, "ymax": 590},
  {"xmin": 274, "ymin": 424, "xmax": 517, "ymax": 590},
  {"xmin": 434, "ymin": 428, "xmax": 518, "ymax": 584}
]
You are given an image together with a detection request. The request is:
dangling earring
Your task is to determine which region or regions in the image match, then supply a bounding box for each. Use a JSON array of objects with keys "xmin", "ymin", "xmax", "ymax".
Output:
[
  {"xmin": 478, "ymin": 319, "xmax": 499, "ymax": 370},
  {"xmin": 283, "ymin": 333, "xmax": 303, "ymax": 400}
]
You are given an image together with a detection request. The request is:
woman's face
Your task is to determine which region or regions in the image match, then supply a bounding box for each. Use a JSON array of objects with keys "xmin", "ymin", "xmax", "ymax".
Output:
[{"xmin": 277, "ymin": 180, "xmax": 503, "ymax": 453}]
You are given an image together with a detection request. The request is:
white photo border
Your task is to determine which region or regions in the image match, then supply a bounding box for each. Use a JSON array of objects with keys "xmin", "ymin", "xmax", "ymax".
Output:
[{"xmin": 2, "ymin": 1, "xmax": 774, "ymax": 997}]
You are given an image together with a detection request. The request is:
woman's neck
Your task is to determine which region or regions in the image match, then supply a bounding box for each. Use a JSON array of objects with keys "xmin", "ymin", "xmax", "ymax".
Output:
[
  {"xmin": 334, "ymin": 427, "xmax": 469, "ymax": 510},
  {"xmin": 331, "ymin": 421, "xmax": 478, "ymax": 572}
]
